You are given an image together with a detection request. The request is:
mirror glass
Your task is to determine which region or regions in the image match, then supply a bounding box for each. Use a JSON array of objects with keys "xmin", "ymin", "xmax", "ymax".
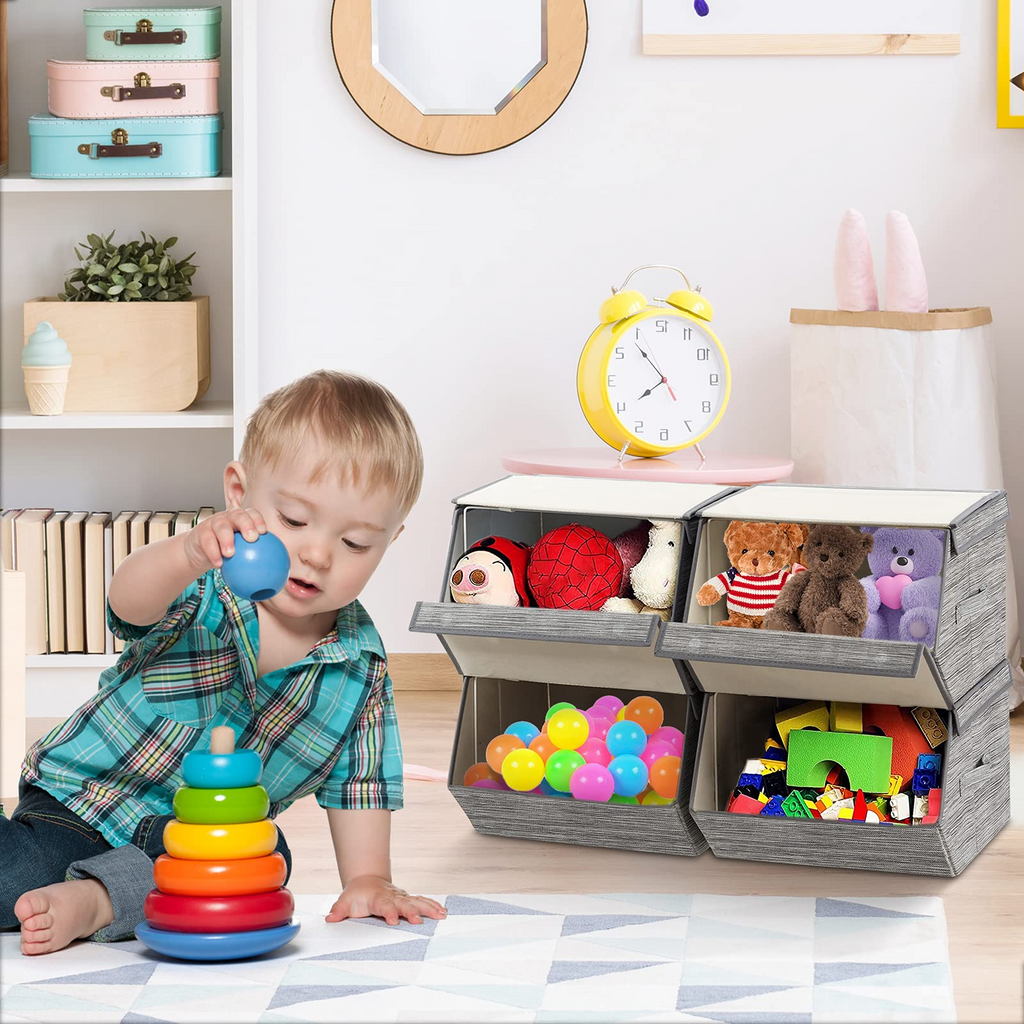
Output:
[{"xmin": 371, "ymin": 0, "xmax": 547, "ymax": 116}]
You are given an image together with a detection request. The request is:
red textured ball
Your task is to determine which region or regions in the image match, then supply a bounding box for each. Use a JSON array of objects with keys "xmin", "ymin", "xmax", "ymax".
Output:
[{"xmin": 527, "ymin": 524, "xmax": 624, "ymax": 611}]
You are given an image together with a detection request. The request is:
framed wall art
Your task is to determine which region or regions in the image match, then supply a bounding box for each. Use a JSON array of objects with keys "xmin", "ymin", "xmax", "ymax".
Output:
[{"xmin": 998, "ymin": 0, "xmax": 1024, "ymax": 127}]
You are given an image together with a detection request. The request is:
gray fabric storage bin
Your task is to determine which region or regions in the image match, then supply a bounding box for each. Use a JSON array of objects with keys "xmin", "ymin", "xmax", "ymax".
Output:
[
  {"xmin": 685, "ymin": 660, "xmax": 1011, "ymax": 876},
  {"xmin": 411, "ymin": 474, "xmax": 735, "ymax": 856},
  {"xmin": 657, "ymin": 482, "xmax": 1012, "ymax": 876}
]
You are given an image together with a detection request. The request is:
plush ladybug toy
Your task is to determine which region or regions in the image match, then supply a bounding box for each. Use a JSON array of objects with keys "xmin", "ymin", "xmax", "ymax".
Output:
[
  {"xmin": 449, "ymin": 536, "xmax": 533, "ymax": 607},
  {"xmin": 527, "ymin": 524, "xmax": 623, "ymax": 611}
]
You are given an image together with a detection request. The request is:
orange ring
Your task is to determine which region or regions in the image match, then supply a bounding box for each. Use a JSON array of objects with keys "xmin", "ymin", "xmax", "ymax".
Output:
[{"xmin": 153, "ymin": 852, "xmax": 288, "ymax": 897}]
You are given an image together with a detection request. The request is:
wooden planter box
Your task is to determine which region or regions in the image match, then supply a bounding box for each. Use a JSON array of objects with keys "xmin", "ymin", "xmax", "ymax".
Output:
[{"xmin": 22, "ymin": 296, "xmax": 210, "ymax": 412}]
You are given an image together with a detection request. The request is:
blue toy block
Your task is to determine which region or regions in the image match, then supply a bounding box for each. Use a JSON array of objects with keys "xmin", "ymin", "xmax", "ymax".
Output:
[
  {"xmin": 764, "ymin": 745, "xmax": 787, "ymax": 763},
  {"xmin": 912, "ymin": 767, "xmax": 939, "ymax": 794},
  {"xmin": 738, "ymin": 773, "xmax": 763, "ymax": 790},
  {"xmin": 760, "ymin": 795, "xmax": 786, "ymax": 816},
  {"xmin": 916, "ymin": 753, "xmax": 942, "ymax": 774}
]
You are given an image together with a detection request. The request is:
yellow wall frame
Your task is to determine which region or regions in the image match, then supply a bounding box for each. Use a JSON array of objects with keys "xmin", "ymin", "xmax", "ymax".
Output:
[{"xmin": 998, "ymin": 0, "xmax": 1024, "ymax": 128}]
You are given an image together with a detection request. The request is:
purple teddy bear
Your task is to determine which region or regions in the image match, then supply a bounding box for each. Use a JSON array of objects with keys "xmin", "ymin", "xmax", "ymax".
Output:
[{"xmin": 860, "ymin": 527, "xmax": 944, "ymax": 645}]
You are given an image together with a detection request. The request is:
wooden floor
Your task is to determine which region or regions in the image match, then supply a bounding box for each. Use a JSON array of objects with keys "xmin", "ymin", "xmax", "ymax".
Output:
[{"xmin": 22, "ymin": 696, "xmax": 1024, "ymax": 1023}]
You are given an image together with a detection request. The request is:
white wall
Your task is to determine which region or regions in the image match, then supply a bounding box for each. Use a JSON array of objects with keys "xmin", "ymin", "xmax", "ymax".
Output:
[{"xmin": 257, "ymin": 0, "xmax": 1024, "ymax": 654}]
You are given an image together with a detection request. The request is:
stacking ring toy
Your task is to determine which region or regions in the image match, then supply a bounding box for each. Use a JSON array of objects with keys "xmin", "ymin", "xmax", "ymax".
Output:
[
  {"xmin": 173, "ymin": 785, "xmax": 270, "ymax": 825},
  {"xmin": 153, "ymin": 852, "xmax": 288, "ymax": 897},
  {"xmin": 144, "ymin": 889, "xmax": 295, "ymax": 933},
  {"xmin": 163, "ymin": 819, "xmax": 278, "ymax": 860},
  {"xmin": 220, "ymin": 531, "xmax": 290, "ymax": 602},
  {"xmin": 181, "ymin": 748, "xmax": 262, "ymax": 790},
  {"xmin": 135, "ymin": 920, "xmax": 300, "ymax": 962}
]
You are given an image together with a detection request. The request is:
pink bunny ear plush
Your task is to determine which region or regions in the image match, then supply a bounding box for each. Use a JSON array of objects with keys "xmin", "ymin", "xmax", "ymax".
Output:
[
  {"xmin": 834, "ymin": 208, "xmax": 879, "ymax": 311},
  {"xmin": 885, "ymin": 210, "xmax": 929, "ymax": 313}
]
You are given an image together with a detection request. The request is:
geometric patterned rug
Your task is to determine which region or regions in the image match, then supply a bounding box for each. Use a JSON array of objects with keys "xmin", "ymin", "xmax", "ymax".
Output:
[{"xmin": 0, "ymin": 893, "xmax": 955, "ymax": 1023}]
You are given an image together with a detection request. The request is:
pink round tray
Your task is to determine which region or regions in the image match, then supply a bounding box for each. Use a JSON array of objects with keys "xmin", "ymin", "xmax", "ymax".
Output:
[{"xmin": 501, "ymin": 447, "xmax": 794, "ymax": 485}]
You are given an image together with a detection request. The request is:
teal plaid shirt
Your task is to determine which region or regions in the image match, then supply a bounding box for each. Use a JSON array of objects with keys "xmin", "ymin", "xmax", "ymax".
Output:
[{"xmin": 23, "ymin": 569, "xmax": 403, "ymax": 848}]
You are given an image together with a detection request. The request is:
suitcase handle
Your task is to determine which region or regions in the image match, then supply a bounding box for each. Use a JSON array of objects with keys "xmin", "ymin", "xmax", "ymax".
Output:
[
  {"xmin": 103, "ymin": 19, "xmax": 188, "ymax": 46},
  {"xmin": 102, "ymin": 83, "xmax": 186, "ymax": 102},
  {"xmin": 78, "ymin": 129, "xmax": 163, "ymax": 160}
]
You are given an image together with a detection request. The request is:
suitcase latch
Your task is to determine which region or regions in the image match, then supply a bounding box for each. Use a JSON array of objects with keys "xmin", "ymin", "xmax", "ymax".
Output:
[
  {"xmin": 103, "ymin": 19, "xmax": 188, "ymax": 45},
  {"xmin": 78, "ymin": 127, "xmax": 163, "ymax": 159},
  {"xmin": 101, "ymin": 71, "xmax": 186, "ymax": 102}
]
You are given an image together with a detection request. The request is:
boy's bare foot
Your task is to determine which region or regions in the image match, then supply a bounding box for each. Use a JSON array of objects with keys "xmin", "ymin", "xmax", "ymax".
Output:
[{"xmin": 14, "ymin": 879, "xmax": 115, "ymax": 956}]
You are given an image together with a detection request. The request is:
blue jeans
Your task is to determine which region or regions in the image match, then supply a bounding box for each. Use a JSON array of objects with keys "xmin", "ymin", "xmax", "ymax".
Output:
[{"xmin": 0, "ymin": 778, "xmax": 292, "ymax": 941}]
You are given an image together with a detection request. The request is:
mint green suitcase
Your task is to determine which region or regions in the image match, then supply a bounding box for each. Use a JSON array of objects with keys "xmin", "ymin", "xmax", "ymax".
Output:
[{"xmin": 85, "ymin": 7, "xmax": 221, "ymax": 62}]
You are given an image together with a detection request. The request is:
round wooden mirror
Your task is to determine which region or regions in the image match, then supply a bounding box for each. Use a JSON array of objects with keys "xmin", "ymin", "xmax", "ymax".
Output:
[{"xmin": 331, "ymin": 0, "xmax": 588, "ymax": 155}]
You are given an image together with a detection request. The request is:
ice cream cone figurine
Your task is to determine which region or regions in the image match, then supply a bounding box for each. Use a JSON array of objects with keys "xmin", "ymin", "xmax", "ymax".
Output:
[
  {"xmin": 134, "ymin": 726, "xmax": 300, "ymax": 961},
  {"xmin": 22, "ymin": 322, "xmax": 72, "ymax": 416}
]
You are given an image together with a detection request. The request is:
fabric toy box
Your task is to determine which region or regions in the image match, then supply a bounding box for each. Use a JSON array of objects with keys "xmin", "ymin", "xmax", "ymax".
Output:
[
  {"xmin": 47, "ymin": 60, "xmax": 220, "ymax": 119},
  {"xmin": 410, "ymin": 474, "xmax": 736, "ymax": 856},
  {"xmin": 84, "ymin": 7, "xmax": 222, "ymax": 62},
  {"xmin": 658, "ymin": 483, "xmax": 1012, "ymax": 876},
  {"xmin": 29, "ymin": 114, "xmax": 221, "ymax": 179}
]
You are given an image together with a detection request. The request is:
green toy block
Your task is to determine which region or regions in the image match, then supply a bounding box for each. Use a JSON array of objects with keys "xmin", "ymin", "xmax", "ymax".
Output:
[
  {"xmin": 780, "ymin": 791, "xmax": 814, "ymax": 819},
  {"xmin": 786, "ymin": 729, "xmax": 893, "ymax": 793}
]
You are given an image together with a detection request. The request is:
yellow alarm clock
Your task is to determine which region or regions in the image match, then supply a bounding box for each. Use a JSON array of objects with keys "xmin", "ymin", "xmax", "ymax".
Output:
[{"xmin": 577, "ymin": 265, "xmax": 732, "ymax": 459}]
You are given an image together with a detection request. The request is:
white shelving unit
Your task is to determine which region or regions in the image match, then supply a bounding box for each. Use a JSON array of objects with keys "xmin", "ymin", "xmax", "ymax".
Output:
[{"xmin": 0, "ymin": 0, "xmax": 259, "ymax": 717}]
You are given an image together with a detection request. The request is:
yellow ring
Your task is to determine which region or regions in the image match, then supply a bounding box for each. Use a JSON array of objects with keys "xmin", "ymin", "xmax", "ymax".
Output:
[{"xmin": 163, "ymin": 819, "xmax": 278, "ymax": 861}]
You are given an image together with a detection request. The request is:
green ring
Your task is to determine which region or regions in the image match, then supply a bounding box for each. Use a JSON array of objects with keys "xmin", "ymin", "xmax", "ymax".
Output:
[{"xmin": 173, "ymin": 784, "xmax": 270, "ymax": 825}]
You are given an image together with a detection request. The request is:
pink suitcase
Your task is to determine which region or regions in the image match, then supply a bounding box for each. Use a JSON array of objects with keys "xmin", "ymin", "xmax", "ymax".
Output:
[{"xmin": 47, "ymin": 59, "xmax": 219, "ymax": 119}]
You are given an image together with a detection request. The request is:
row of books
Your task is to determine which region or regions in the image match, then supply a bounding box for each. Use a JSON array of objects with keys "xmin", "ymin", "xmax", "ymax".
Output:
[{"xmin": 1, "ymin": 507, "xmax": 215, "ymax": 656}]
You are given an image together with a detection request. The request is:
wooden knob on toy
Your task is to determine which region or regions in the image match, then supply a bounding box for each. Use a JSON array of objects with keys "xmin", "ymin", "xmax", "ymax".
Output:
[{"xmin": 210, "ymin": 726, "xmax": 235, "ymax": 755}]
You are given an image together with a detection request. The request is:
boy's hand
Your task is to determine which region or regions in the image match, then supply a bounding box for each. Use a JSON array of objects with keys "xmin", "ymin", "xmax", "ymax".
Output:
[
  {"xmin": 325, "ymin": 875, "xmax": 447, "ymax": 927},
  {"xmin": 183, "ymin": 507, "xmax": 267, "ymax": 573}
]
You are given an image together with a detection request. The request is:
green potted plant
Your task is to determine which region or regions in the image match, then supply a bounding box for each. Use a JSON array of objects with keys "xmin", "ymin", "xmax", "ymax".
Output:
[{"xmin": 22, "ymin": 232, "xmax": 210, "ymax": 413}]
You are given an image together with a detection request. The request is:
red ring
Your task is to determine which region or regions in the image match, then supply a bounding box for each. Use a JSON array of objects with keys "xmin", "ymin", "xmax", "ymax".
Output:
[{"xmin": 143, "ymin": 888, "xmax": 295, "ymax": 933}]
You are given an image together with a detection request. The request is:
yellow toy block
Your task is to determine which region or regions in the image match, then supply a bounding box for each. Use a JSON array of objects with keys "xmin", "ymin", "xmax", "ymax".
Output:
[
  {"xmin": 887, "ymin": 774, "xmax": 904, "ymax": 797},
  {"xmin": 830, "ymin": 701, "xmax": 863, "ymax": 733},
  {"xmin": 760, "ymin": 759, "xmax": 786, "ymax": 774},
  {"xmin": 775, "ymin": 701, "xmax": 829, "ymax": 749},
  {"xmin": 912, "ymin": 706, "xmax": 948, "ymax": 749},
  {"xmin": 757, "ymin": 791, "xmax": 770, "ymax": 804}
]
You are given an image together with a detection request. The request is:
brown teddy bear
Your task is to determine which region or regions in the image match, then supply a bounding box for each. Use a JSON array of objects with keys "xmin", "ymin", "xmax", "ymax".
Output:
[
  {"xmin": 697, "ymin": 520, "xmax": 809, "ymax": 628},
  {"xmin": 763, "ymin": 523, "xmax": 874, "ymax": 636}
]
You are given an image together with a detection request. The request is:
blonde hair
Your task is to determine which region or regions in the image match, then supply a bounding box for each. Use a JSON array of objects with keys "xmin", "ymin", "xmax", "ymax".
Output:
[{"xmin": 240, "ymin": 370, "xmax": 423, "ymax": 517}]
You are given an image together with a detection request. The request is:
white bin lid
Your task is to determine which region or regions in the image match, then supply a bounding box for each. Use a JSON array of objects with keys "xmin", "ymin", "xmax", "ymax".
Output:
[{"xmin": 455, "ymin": 475, "xmax": 734, "ymax": 521}]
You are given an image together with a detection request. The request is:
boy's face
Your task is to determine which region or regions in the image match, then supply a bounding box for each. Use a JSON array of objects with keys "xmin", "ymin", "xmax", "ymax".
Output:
[{"xmin": 225, "ymin": 443, "xmax": 406, "ymax": 626}]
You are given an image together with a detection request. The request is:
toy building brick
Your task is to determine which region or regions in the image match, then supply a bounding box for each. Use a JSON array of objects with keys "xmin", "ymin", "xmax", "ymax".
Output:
[
  {"xmin": 410, "ymin": 474, "xmax": 735, "ymax": 856},
  {"xmin": 658, "ymin": 483, "xmax": 1012, "ymax": 877}
]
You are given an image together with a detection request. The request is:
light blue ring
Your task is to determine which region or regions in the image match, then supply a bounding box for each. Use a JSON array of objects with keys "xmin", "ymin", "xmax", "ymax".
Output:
[{"xmin": 181, "ymin": 749, "xmax": 263, "ymax": 790}]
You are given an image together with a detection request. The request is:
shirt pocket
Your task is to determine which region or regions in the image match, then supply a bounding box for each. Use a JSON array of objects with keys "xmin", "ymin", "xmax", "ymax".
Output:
[{"xmin": 140, "ymin": 627, "xmax": 240, "ymax": 729}]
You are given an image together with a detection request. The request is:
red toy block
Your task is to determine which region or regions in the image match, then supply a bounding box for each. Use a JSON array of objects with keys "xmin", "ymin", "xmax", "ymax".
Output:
[
  {"xmin": 863, "ymin": 704, "xmax": 934, "ymax": 792},
  {"xmin": 921, "ymin": 787, "xmax": 942, "ymax": 824},
  {"xmin": 852, "ymin": 789, "xmax": 868, "ymax": 821},
  {"xmin": 727, "ymin": 793, "xmax": 765, "ymax": 815}
]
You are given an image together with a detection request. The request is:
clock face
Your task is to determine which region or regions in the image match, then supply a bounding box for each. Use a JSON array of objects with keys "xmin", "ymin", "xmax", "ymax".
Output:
[{"xmin": 604, "ymin": 313, "xmax": 727, "ymax": 448}]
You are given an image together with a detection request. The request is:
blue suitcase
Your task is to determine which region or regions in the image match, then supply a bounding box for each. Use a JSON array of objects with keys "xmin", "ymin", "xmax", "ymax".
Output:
[
  {"xmin": 29, "ymin": 114, "xmax": 222, "ymax": 179},
  {"xmin": 85, "ymin": 7, "xmax": 221, "ymax": 62}
]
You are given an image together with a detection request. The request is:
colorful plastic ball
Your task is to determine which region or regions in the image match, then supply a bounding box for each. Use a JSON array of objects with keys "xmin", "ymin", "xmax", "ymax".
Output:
[
  {"xmin": 529, "ymin": 733, "xmax": 557, "ymax": 762},
  {"xmin": 624, "ymin": 695, "xmax": 665, "ymax": 735},
  {"xmin": 649, "ymin": 726, "xmax": 684, "ymax": 756},
  {"xmin": 470, "ymin": 779, "xmax": 507, "ymax": 790},
  {"xmin": 609, "ymin": 794, "xmax": 640, "ymax": 805},
  {"xmin": 569, "ymin": 764, "xmax": 614, "ymax": 803},
  {"xmin": 545, "ymin": 701, "xmax": 576, "ymax": 721},
  {"xmin": 545, "ymin": 750, "xmax": 585, "ymax": 792},
  {"xmin": 608, "ymin": 754, "xmax": 649, "ymax": 798},
  {"xmin": 594, "ymin": 695, "xmax": 624, "ymax": 714},
  {"xmin": 220, "ymin": 531, "xmax": 290, "ymax": 602},
  {"xmin": 486, "ymin": 733, "xmax": 525, "ymax": 774},
  {"xmin": 547, "ymin": 709, "xmax": 589, "ymax": 751},
  {"xmin": 464, "ymin": 762, "xmax": 500, "ymax": 787},
  {"xmin": 642, "ymin": 791, "xmax": 674, "ymax": 806},
  {"xmin": 501, "ymin": 748, "xmax": 545, "ymax": 792},
  {"xmin": 505, "ymin": 720, "xmax": 540, "ymax": 747},
  {"xmin": 639, "ymin": 740, "xmax": 676, "ymax": 770},
  {"xmin": 577, "ymin": 737, "xmax": 612, "ymax": 767},
  {"xmin": 616, "ymin": 708, "xmax": 626, "ymax": 721},
  {"xmin": 606, "ymin": 720, "xmax": 646, "ymax": 758},
  {"xmin": 587, "ymin": 704, "xmax": 616, "ymax": 722},
  {"xmin": 649, "ymin": 755, "xmax": 682, "ymax": 799},
  {"xmin": 587, "ymin": 716, "xmax": 611, "ymax": 741},
  {"xmin": 539, "ymin": 778, "xmax": 571, "ymax": 798}
]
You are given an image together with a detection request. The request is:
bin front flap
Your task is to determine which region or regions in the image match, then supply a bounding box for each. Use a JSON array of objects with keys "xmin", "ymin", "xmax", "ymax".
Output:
[{"xmin": 455, "ymin": 475, "xmax": 736, "ymax": 521}]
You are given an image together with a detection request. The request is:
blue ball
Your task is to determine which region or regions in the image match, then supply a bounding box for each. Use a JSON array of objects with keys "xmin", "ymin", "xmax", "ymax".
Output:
[
  {"xmin": 505, "ymin": 720, "xmax": 540, "ymax": 747},
  {"xmin": 540, "ymin": 778, "xmax": 571, "ymax": 799},
  {"xmin": 220, "ymin": 531, "xmax": 290, "ymax": 602},
  {"xmin": 606, "ymin": 720, "xmax": 647, "ymax": 758},
  {"xmin": 608, "ymin": 754, "xmax": 649, "ymax": 798}
]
